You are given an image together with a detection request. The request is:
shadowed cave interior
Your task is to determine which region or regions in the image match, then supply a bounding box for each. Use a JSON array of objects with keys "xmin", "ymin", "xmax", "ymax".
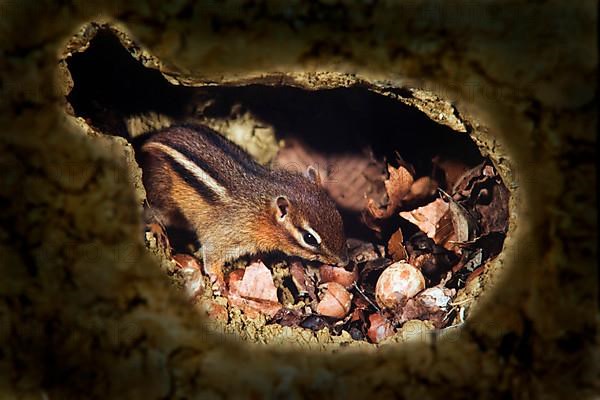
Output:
[{"xmin": 65, "ymin": 28, "xmax": 487, "ymax": 243}]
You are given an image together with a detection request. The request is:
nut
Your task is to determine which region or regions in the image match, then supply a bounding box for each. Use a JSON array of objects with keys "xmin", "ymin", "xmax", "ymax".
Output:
[
  {"xmin": 318, "ymin": 264, "xmax": 358, "ymax": 288},
  {"xmin": 316, "ymin": 282, "xmax": 352, "ymax": 318},
  {"xmin": 375, "ymin": 262, "xmax": 425, "ymax": 308},
  {"xmin": 367, "ymin": 313, "xmax": 395, "ymax": 343}
]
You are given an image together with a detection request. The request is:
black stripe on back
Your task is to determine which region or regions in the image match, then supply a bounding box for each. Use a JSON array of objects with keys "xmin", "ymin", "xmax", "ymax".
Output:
[
  {"xmin": 163, "ymin": 154, "xmax": 221, "ymax": 204},
  {"xmin": 189, "ymin": 124, "xmax": 268, "ymax": 176},
  {"xmin": 165, "ymin": 140, "xmax": 229, "ymax": 190}
]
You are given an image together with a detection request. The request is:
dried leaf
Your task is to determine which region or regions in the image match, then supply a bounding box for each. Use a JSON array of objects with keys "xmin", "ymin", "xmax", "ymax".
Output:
[
  {"xmin": 350, "ymin": 296, "xmax": 371, "ymax": 322},
  {"xmin": 367, "ymin": 164, "xmax": 414, "ymax": 219},
  {"xmin": 444, "ymin": 199, "xmax": 477, "ymax": 251},
  {"xmin": 236, "ymin": 262, "xmax": 278, "ymax": 302},
  {"xmin": 387, "ymin": 229, "xmax": 407, "ymax": 261},
  {"xmin": 451, "ymin": 161, "xmax": 509, "ymax": 243},
  {"xmin": 451, "ymin": 162, "xmax": 486, "ymax": 197},
  {"xmin": 401, "ymin": 193, "xmax": 477, "ymax": 254},
  {"xmin": 432, "ymin": 209, "xmax": 455, "ymax": 247},
  {"xmin": 290, "ymin": 261, "xmax": 309, "ymax": 295},
  {"xmin": 347, "ymin": 239, "xmax": 381, "ymax": 264},
  {"xmin": 432, "ymin": 156, "xmax": 472, "ymax": 190},
  {"xmin": 300, "ymin": 315, "xmax": 330, "ymax": 331},
  {"xmin": 196, "ymin": 299, "xmax": 229, "ymax": 322},
  {"xmin": 391, "ymin": 287, "xmax": 455, "ymax": 329},
  {"xmin": 270, "ymin": 308, "xmax": 304, "ymax": 327},
  {"xmin": 403, "ymin": 176, "xmax": 439, "ymax": 204},
  {"xmin": 228, "ymin": 262, "xmax": 282, "ymax": 318},
  {"xmin": 274, "ymin": 138, "xmax": 387, "ymax": 211},
  {"xmin": 476, "ymin": 182, "xmax": 510, "ymax": 235},
  {"xmin": 453, "ymin": 248, "xmax": 483, "ymax": 273},
  {"xmin": 400, "ymin": 198, "xmax": 449, "ymax": 239}
]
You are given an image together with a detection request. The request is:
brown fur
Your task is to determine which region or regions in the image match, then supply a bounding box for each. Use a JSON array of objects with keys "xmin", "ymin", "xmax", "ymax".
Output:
[{"xmin": 137, "ymin": 124, "xmax": 348, "ymax": 290}]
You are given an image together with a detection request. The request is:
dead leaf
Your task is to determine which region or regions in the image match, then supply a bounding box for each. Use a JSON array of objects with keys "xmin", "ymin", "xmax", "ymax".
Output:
[
  {"xmin": 290, "ymin": 261, "xmax": 308, "ymax": 295},
  {"xmin": 403, "ymin": 176, "xmax": 439, "ymax": 204},
  {"xmin": 451, "ymin": 162, "xmax": 486, "ymax": 197},
  {"xmin": 227, "ymin": 262, "xmax": 282, "ymax": 318},
  {"xmin": 401, "ymin": 193, "xmax": 477, "ymax": 254},
  {"xmin": 432, "ymin": 156, "xmax": 472, "ymax": 190},
  {"xmin": 391, "ymin": 287, "xmax": 454, "ymax": 329},
  {"xmin": 432, "ymin": 209, "xmax": 455, "ymax": 247},
  {"xmin": 274, "ymin": 138, "xmax": 387, "ymax": 211},
  {"xmin": 236, "ymin": 262, "xmax": 278, "ymax": 302},
  {"xmin": 387, "ymin": 229, "xmax": 407, "ymax": 261},
  {"xmin": 196, "ymin": 299, "xmax": 229, "ymax": 322},
  {"xmin": 444, "ymin": 198, "xmax": 477, "ymax": 251},
  {"xmin": 367, "ymin": 164, "xmax": 414, "ymax": 219},
  {"xmin": 475, "ymin": 182, "xmax": 510, "ymax": 235},
  {"xmin": 347, "ymin": 239, "xmax": 382, "ymax": 264},
  {"xmin": 270, "ymin": 308, "xmax": 304, "ymax": 327},
  {"xmin": 350, "ymin": 296, "xmax": 371, "ymax": 322},
  {"xmin": 400, "ymin": 198, "xmax": 449, "ymax": 239},
  {"xmin": 452, "ymin": 248, "xmax": 483, "ymax": 273}
]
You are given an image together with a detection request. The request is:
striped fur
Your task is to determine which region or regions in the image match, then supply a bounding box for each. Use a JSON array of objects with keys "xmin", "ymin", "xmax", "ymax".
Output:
[
  {"xmin": 136, "ymin": 124, "xmax": 349, "ymax": 292},
  {"xmin": 142, "ymin": 141, "xmax": 228, "ymax": 201}
]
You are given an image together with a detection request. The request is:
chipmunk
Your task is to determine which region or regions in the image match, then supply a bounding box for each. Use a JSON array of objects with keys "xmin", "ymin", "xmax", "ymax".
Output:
[{"xmin": 136, "ymin": 124, "xmax": 349, "ymax": 293}]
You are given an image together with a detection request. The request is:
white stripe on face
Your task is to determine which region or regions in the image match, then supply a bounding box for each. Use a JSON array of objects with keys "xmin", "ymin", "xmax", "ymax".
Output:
[
  {"xmin": 304, "ymin": 226, "xmax": 322, "ymax": 246},
  {"xmin": 293, "ymin": 224, "xmax": 322, "ymax": 251}
]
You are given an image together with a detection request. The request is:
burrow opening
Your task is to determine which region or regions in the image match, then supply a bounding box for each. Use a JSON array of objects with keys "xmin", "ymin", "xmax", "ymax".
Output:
[{"xmin": 62, "ymin": 25, "xmax": 509, "ymax": 343}]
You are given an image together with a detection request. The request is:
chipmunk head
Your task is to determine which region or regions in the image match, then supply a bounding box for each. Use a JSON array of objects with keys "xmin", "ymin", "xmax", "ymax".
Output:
[{"xmin": 271, "ymin": 166, "xmax": 349, "ymax": 267}]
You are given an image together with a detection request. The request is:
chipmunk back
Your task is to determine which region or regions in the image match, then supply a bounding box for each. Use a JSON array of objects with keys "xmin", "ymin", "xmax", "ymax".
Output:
[{"xmin": 137, "ymin": 124, "xmax": 348, "ymax": 291}]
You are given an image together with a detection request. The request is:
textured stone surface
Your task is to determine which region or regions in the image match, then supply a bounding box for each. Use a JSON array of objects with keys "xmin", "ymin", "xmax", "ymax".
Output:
[{"xmin": 0, "ymin": 1, "xmax": 596, "ymax": 399}]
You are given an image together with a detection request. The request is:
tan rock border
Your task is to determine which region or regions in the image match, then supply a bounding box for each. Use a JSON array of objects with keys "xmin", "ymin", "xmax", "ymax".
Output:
[{"xmin": 0, "ymin": 2, "xmax": 596, "ymax": 399}]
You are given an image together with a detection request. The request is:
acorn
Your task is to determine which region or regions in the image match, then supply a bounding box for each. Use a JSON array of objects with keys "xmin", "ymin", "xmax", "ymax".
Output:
[
  {"xmin": 375, "ymin": 262, "xmax": 425, "ymax": 309},
  {"xmin": 318, "ymin": 264, "xmax": 358, "ymax": 289},
  {"xmin": 367, "ymin": 313, "xmax": 395, "ymax": 343},
  {"xmin": 316, "ymin": 282, "xmax": 352, "ymax": 319}
]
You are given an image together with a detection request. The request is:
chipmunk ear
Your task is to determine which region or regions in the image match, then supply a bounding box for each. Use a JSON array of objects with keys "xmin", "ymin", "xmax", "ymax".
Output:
[
  {"xmin": 305, "ymin": 165, "xmax": 322, "ymax": 186},
  {"xmin": 274, "ymin": 196, "xmax": 290, "ymax": 221}
]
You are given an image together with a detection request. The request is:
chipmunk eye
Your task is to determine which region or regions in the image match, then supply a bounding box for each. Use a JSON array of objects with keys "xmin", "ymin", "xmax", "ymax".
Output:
[{"xmin": 302, "ymin": 231, "xmax": 319, "ymax": 247}]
